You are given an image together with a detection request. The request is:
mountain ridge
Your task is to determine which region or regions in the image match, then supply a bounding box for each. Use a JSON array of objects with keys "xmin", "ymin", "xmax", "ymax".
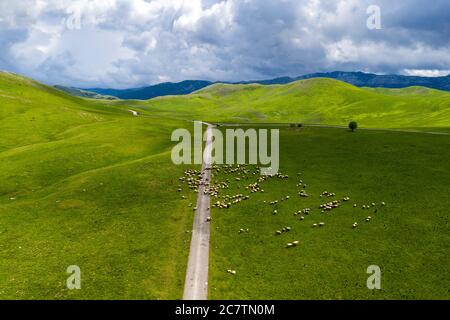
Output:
[{"xmin": 69, "ymin": 71, "xmax": 450, "ymax": 100}]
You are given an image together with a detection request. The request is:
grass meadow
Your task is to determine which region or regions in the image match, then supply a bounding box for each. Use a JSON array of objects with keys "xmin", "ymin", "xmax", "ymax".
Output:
[
  {"xmin": 209, "ymin": 126, "xmax": 449, "ymax": 299},
  {"xmin": 0, "ymin": 71, "xmax": 448, "ymax": 299}
]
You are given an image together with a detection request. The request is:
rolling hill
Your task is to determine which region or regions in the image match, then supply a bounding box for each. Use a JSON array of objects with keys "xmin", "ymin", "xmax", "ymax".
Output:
[
  {"xmin": 0, "ymin": 71, "xmax": 196, "ymax": 299},
  {"xmin": 54, "ymin": 85, "xmax": 118, "ymax": 100},
  {"xmin": 71, "ymin": 71, "xmax": 450, "ymax": 100},
  {"xmin": 290, "ymin": 71, "xmax": 450, "ymax": 91},
  {"xmin": 0, "ymin": 71, "xmax": 449, "ymax": 299},
  {"xmin": 86, "ymin": 80, "xmax": 212, "ymax": 100},
  {"xmin": 133, "ymin": 78, "xmax": 450, "ymax": 129}
]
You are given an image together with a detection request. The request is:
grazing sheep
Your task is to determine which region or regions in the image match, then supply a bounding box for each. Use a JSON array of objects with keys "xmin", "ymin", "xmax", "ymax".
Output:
[
  {"xmin": 352, "ymin": 222, "xmax": 358, "ymax": 228},
  {"xmin": 313, "ymin": 223, "xmax": 318, "ymax": 227},
  {"xmin": 292, "ymin": 241, "xmax": 299, "ymax": 246},
  {"xmin": 381, "ymin": 202, "xmax": 386, "ymax": 206},
  {"xmin": 286, "ymin": 243, "xmax": 293, "ymax": 248},
  {"xmin": 319, "ymin": 222, "xmax": 325, "ymax": 227},
  {"xmin": 299, "ymin": 190, "xmax": 309, "ymax": 197}
]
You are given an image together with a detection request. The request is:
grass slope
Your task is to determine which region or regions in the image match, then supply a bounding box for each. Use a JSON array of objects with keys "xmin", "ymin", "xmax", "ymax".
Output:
[
  {"xmin": 209, "ymin": 126, "xmax": 450, "ymax": 299},
  {"xmin": 0, "ymin": 72, "xmax": 196, "ymax": 299},
  {"xmin": 132, "ymin": 78, "xmax": 450, "ymax": 129},
  {"xmin": 0, "ymin": 72, "xmax": 448, "ymax": 299}
]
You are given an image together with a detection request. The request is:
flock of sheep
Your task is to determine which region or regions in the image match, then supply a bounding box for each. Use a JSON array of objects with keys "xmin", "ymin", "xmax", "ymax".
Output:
[
  {"xmin": 179, "ymin": 163, "xmax": 386, "ymax": 230},
  {"xmin": 177, "ymin": 164, "xmax": 386, "ymax": 274}
]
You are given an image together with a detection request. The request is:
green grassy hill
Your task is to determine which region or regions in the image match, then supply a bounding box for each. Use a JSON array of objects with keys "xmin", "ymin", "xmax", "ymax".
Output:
[
  {"xmin": 0, "ymin": 72, "xmax": 448, "ymax": 299},
  {"xmin": 134, "ymin": 78, "xmax": 450, "ymax": 129},
  {"xmin": 130, "ymin": 78, "xmax": 448, "ymax": 299},
  {"xmin": 0, "ymin": 72, "xmax": 196, "ymax": 299}
]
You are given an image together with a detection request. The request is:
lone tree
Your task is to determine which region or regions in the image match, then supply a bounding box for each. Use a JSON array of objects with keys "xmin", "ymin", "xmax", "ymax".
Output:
[{"xmin": 349, "ymin": 121, "xmax": 358, "ymax": 132}]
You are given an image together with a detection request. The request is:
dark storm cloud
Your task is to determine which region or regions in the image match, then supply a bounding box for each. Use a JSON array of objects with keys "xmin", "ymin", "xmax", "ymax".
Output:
[{"xmin": 0, "ymin": 0, "xmax": 448, "ymax": 87}]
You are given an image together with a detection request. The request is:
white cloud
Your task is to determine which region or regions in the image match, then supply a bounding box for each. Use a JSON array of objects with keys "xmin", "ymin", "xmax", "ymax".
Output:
[
  {"xmin": 325, "ymin": 39, "xmax": 359, "ymax": 63},
  {"xmin": 0, "ymin": 0, "xmax": 449, "ymax": 87},
  {"xmin": 403, "ymin": 69, "xmax": 450, "ymax": 77}
]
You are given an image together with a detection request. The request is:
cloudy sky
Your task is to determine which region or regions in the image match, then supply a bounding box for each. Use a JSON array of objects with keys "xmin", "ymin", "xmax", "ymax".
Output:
[{"xmin": 0, "ymin": 0, "xmax": 449, "ymax": 88}]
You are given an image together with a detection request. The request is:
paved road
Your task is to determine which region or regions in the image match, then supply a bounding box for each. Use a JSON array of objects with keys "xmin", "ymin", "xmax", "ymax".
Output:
[{"xmin": 183, "ymin": 123, "xmax": 213, "ymax": 300}]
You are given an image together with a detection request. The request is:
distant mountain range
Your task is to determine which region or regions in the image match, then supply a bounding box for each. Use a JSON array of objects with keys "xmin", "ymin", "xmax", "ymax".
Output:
[
  {"xmin": 84, "ymin": 80, "xmax": 211, "ymax": 100},
  {"xmin": 54, "ymin": 85, "xmax": 118, "ymax": 100},
  {"xmin": 55, "ymin": 71, "xmax": 450, "ymax": 100}
]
